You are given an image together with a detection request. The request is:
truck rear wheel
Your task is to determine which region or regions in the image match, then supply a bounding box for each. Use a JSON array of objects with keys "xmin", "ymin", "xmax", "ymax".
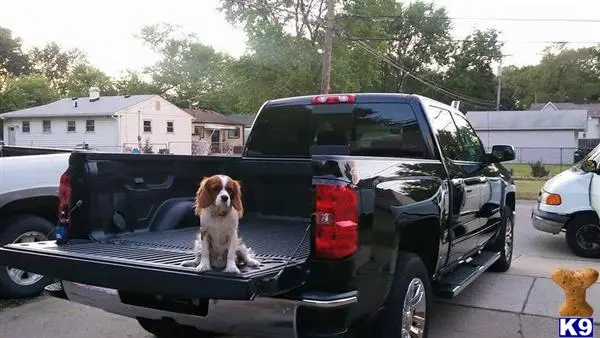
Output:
[
  {"xmin": 0, "ymin": 215, "xmax": 54, "ymax": 298},
  {"xmin": 377, "ymin": 252, "xmax": 431, "ymax": 338},
  {"xmin": 136, "ymin": 318, "xmax": 215, "ymax": 337}
]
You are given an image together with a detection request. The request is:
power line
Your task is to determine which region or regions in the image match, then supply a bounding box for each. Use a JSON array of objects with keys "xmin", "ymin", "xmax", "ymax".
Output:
[
  {"xmin": 345, "ymin": 37, "xmax": 600, "ymax": 45},
  {"xmin": 337, "ymin": 14, "xmax": 600, "ymax": 23},
  {"xmin": 335, "ymin": 26, "xmax": 497, "ymax": 108}
]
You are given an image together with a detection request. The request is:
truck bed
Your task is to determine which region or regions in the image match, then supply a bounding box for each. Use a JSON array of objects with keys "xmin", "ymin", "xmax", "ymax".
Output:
[{"xmin": 0, "ymin": 217, "xmax": 311, "ymax": 300}]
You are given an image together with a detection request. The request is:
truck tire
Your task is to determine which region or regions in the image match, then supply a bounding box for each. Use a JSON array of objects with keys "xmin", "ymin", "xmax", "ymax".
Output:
[
  {"xmin": 0, "ymin": 215, "xmax": 55, "ymax": 298},
  {"xmin": 487, "ymin": 206, "xmax": 514, "ymax": 272},
  {"xmin": 377, "ymin": 252, "xmax": 431, "ymax": 338},
  {"xmin": 136, "ymin": 318, "xmax": 215, "ymax": 337},
  {"xmin": 565, "ymin": 214, "xmax": 600, "ymax": 258}
]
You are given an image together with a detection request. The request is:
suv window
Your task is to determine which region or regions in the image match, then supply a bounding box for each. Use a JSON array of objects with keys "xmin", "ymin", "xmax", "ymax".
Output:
[
  {"xmin": 245, "ymin": 102, "xmax": 429, "ymax": 159},
  {"xmin": 426, "ymin": 107, "xmax": 464, "ymax": 160},
  {"xmin": 451, "ymin": 112, "xmax": 486, "ymax": 162}
]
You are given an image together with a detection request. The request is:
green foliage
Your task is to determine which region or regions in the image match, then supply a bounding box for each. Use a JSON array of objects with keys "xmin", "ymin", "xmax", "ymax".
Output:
[
  {"xmin": 142, "ymin": 137, "xmax": 154, "ymax": 154},
  {"xmin": 0, "ymin": 74, "xmax": 58, "ymax": 113},
  {"xmin": 529, "ymin": 161, "xmax": 550, "ymax": 178},
  {"xmin": 0, "ymin": 26, "xmax": 31, "ymax": 77}
]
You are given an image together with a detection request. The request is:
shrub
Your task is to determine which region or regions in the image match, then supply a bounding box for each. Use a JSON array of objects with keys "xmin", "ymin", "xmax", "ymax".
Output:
[{"xmin": 529, "ymin": 161, "xmax": 549, "ymax": 177}]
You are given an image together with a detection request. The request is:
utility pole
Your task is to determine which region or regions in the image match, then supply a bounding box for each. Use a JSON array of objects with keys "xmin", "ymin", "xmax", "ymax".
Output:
[
  {"xmin": 496, "ymin": 57, "xmax": 503, "ymax": 111},
  {"xmin": 320, "ymin": 0, "xmax": 335, "ymax": 94}
]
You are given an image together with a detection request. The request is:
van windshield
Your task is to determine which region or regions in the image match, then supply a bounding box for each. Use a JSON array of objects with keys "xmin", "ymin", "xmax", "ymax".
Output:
[{"xmin": 245, "ymin": 102, "xmax": 430, "ymax": 159}]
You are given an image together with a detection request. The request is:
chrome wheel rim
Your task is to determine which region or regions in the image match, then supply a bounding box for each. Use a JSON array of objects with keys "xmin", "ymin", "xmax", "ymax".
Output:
[
  {"xmin": 504, "ymin": 217, "xmax": 513, "ymax": 261},
  {"xmin": 401, "ymin": 278, "xmax": 427, "ymax": 338},
  {"xmin": 575, "ymin": 224, "xmax": 600, "ymax": 251},
  {"xmin": 6, "ymin": 231, "xmax": 47, "ymax": 286}
]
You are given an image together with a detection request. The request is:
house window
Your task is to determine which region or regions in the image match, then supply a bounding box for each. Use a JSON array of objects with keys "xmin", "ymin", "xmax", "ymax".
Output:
[
  {"xmin": 143, "ymin": 120, "xmax": 152, "ymax": 133},
  {"xmin": 42, "ymin": 120, "xmax": 51, "ymax": 133},
  {"xmin": 22, "ymin": 121, "xmax": 30, "ymax": 133},
  {"xmin": 86, "ymin": 120, "xmax": 95, "ymax": 132},
  {"xmin": 193, "ymin": 126, "xmax": 204, "ymax": 137},
  {"xmin": 228, "ymin": 127, "xmax": 240, "ymax": 139},
  {"xmin": 67, "ymin": 120, "xmax": 76, "ymax": 132},
  {"xmin": 155, "ymin": 101, "xmax": 161, "ymax": 111},
  {"xmin": 166, "ymin": 121, "xmax": 174, "ymax": 133}
]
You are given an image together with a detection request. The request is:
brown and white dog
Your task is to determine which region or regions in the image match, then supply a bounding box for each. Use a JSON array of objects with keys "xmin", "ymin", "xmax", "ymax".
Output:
[{"xmin": 181, "ymin": 174, "xmax": 260, "ymax": 273}]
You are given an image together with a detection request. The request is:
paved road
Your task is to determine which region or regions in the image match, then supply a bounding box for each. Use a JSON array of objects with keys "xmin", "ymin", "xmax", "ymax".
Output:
[{"xmin": 1, "ymin": 200, "xmax": 599, "ymax": 338}]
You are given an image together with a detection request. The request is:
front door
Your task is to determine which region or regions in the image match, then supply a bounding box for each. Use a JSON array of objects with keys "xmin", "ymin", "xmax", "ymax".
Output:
[
  {"xmin": 7, "ymin": 127, "xmax": 16, "ymax": 145},
  {"xmin": 210, "ymin": 130, "xmax": 220, "ymax": 153},
  {"xmin": 426, "ymin": 106, "xmax": 489, "ymax": 265}
]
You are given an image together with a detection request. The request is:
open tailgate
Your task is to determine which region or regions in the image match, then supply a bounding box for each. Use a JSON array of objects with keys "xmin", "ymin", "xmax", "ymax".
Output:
[{"xmin": 0, "ymin": 225, "xmax": 310, "ymax": 300}]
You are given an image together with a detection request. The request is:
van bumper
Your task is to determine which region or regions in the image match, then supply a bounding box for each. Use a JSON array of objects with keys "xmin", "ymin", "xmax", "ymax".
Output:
[
  {"xmin": 531, "ymin": 202, "xmax": 570, "ymax": 234},
  {"xmin": 58, "ymin": 280, "xmax": 357, "ymax": 338}
]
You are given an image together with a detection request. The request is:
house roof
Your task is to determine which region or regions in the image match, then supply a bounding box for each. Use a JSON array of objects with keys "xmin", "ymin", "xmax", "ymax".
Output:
[
  {"xmin": 228, "ymin": 113, "xmax": 257, "ymax": 127},
  {"xmin": 466, "ymin": 109, "xmax": 588, "ymax": 131},
  {"xmin": 185, "ymin": 108, "xmax": 243, "ymax": 126},
  {"xmin": 530, "ymin": 101, "xmax": 600, "ymax": 118},
  {"xmin": 0, "ymin": 95, "xmax": 156, "ymax": 119}
]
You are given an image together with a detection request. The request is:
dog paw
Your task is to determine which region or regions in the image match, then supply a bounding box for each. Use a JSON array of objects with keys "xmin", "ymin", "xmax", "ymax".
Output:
[
  {"xmin": 246, "ymin": 258, "xmax": 261, "ymax": 267},
  {"xmin": 181, "ymin": 259, "xmax": 198, "ymax": 267},
  {"xmin": 223, "ymin": 264, "xmax": 241, "ymax": 274},
  {"xmin": 196, "ymin": 261, "xmax": 211, "ymax": 272}
]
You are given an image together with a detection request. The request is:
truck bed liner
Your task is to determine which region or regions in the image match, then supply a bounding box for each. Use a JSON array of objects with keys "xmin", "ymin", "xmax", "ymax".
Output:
[{"xmin": 0, "ymin": 217, "xmax": 311, "ymax": 300}]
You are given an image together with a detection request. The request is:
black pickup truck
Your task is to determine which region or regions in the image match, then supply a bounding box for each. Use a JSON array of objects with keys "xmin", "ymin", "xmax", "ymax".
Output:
[{"xmin": 0, "ymin": 93, "xmax": 516, "ymax": 338}]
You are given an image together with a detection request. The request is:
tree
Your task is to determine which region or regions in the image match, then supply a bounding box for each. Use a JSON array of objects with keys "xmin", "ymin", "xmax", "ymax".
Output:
[
  {"xmin": 442, "ymin": 29, "xmax": 504, "ymax": 111},
  {"xmin": 28, "ymin": 42, "xmax": 87, "ymax": 95},
  {"xmin": 0, "ymin": 26, "xmax": 30, "ymax": 77},
  {"xmin": 142, "ymin": 137, "xmax": 153, "ymax": 153},
  {"xmin": 64, "ymin": 64, "xmax": 116, "ymax": 97},
  {"xmin": 114, "ymin": 70, "xmax": 162, "ymax": 95},
  {"xmin": 138, "ymin": 23, "xmax": 232, "ymax": 108},
  {"xmin": 0, "ymin": 74, "xmax": 58, "ymax": 113}
]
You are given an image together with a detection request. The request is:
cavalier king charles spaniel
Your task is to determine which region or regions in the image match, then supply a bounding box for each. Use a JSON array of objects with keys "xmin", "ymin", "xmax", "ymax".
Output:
[{"xmin": 181, "ymin": 174, "xmax": 260, "ymax": 273}]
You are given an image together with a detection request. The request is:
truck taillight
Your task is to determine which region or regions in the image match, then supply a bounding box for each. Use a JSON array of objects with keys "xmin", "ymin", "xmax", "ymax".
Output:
[
  {"xmin": 311, "ymin": 94, "xmax": 356, "ymax": 104},
  {"xmin": 314, "ymin": 184, "xmax": 359, "ymax": 259},
  {"xmin": 57, "ymin": 173, "xmax": 71, "ymax": 225}
]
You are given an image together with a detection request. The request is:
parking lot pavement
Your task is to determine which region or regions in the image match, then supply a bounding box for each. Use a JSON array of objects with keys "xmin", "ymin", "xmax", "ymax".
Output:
[{"xmin": 1, "ymin": 200, "xmax": 599, "ymax": 338}]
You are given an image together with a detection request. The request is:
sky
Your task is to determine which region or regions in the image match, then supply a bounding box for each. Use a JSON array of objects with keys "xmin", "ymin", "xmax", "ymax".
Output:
[{"xmin": 1, "ymin": 0, "xmax": 599, "ymax": 78}]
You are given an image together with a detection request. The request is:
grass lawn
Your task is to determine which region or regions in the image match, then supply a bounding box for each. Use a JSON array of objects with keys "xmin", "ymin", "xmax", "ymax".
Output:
[
  {"xmin": 515, "ymin": 180, "xmax": 545, "ymax": 200},
  {"xmin": 505, "ymin": 163, "xmax": 568, "ymax": 178}
]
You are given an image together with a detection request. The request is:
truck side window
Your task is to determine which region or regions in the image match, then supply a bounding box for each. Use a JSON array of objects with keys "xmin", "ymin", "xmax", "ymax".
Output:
[
  {"xmin": 427, "ymin": 107, "xmax": 464, "ymax": 160},
  {"xmin": 451, "ymin": 112, "xmax": 486, "ymax": 163}
]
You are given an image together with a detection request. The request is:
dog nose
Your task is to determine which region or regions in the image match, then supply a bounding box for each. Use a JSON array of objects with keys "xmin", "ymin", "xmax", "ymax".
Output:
[{"xmin": 221, "ymin": 195, "xmax": 229, "ymax": 202}]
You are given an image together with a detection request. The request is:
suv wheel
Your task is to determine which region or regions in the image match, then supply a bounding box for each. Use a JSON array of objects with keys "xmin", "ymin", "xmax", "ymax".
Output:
[
  {"xmin": 566, "ymin": 214, "xmax": 600, "ymax": 258},
  {"xmin": 377, "ymin": 252, "xmax": 431, "ymax": 338},
  {"xmin": 0, "ymin": 215, "xmax": 55, "ymax": 298}
]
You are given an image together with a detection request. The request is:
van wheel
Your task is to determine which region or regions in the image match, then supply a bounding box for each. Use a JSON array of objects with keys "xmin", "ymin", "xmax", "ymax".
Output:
[
  {"xmin": 566, "ymin": 214, "xmax": 600, "ymax": 258},
  {"xmin": 486, "ymin": 206, "xmax": 514, "ymax": 272},
  {"xmin": 377, "ymin": 252, "xmax": 431, "ymax": 338},
  {"xmin": 0, "ymin": 215, "xmax": 54, "ymax": 298},
  {"xmin": 136, "ymin": 318, "xmax": 215, "ymax": 337}
]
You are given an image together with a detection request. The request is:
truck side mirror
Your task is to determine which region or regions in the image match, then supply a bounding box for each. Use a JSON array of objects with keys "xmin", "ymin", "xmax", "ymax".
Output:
[
  {"xmin": 581, "ymin": 159, "xmax": 598, "ymax": 173},
  {"xmin": 490, "ymin": 145, "xmax": 516, "ymax": 163}
]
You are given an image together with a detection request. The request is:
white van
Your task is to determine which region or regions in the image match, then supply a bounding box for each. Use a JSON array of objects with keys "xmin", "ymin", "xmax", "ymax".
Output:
[{"xmin": 531, "ymin": 146, "xmax": 600, "ymax": 258}]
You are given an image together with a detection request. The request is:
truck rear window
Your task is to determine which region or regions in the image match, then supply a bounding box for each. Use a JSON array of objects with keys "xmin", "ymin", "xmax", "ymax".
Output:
[{"xmin": 245, "ymin": 102, "xmax": 428, "ymax": 159}]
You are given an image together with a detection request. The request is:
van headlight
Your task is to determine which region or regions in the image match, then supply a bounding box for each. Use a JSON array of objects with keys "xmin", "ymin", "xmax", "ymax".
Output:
[{"xmin": 540, "ymin": 191, "xmax": 562, "ymax": 206}]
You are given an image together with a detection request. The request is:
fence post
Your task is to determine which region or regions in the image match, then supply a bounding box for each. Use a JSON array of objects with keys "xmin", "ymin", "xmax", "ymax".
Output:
[{"xmin": 560, "ymin": 147, "xmax": 563, "ymax": 169}]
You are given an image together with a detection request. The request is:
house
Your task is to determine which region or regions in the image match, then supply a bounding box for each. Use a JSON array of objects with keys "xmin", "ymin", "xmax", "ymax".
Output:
[
  {"xmin": 0, "ymin": 87, "xmax": 194, "ymax": 155},
  {"xmin": 466, "ymin": 109, "xmax": 588, "ymax": 164},
  {"xmin": 530, "ymin": 101, "xmax": 600, "ymax": 140},
  {"xmin": 185, "ymin": 108, "xmax": 246, "ymax": 155},
  {"xmin": 229, "ymin": 113, "xmax": 257, "ymax": 142}
]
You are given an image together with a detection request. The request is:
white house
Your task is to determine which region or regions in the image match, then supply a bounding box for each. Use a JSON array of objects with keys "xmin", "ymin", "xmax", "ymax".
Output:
[
  {"xmin": 466, "ymin": 109, "xmax": 588, "ymax": 164},
  {"xmin": 0, "ymin": 88, "xmax": 194, "ymax": 155},
  {"xmin": 530, "ymin": 101, "xmax": 600, "ymax": 140}
]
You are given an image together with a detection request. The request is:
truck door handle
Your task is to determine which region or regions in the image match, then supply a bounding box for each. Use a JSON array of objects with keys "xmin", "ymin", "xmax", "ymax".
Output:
[{"xmin": 451, "ymin": 178, "xmax": 463, "ymax": 186}]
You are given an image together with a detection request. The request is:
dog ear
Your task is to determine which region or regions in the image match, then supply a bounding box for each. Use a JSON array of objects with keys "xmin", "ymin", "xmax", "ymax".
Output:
[
  {"xmin": 231, "ymin": 179, "xmax": 244, "ymax": 219},
  {"xmin": 194, "ymin": 177, "xmax": 213, "ymax": 216}
]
